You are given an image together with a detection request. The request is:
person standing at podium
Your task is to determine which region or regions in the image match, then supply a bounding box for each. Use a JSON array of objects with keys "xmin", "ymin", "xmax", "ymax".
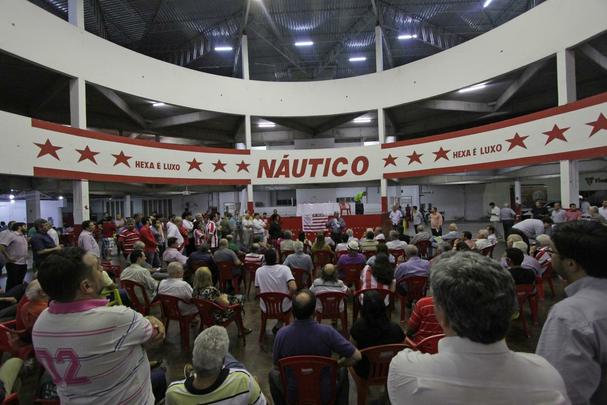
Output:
[{"xmin": 354, "ymin": 191, "xmax": 366, "ymax": 215}]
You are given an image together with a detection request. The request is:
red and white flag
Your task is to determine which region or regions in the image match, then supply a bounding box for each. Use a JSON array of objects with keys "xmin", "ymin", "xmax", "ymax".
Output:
[{"xmin": 302, "ymin": 214, "xmax": 328, "ymax": 232}]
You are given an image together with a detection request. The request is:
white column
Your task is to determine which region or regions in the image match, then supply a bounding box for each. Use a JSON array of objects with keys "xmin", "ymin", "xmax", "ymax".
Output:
[
  {"xmin": 124, "ymin": 194, "xmax": 132, "ymax": 218},
  {"xmin": 68, "ymin": 0, "xmax": 84, "ymax": 28},
  {"xmin": 72, "ymin": 180, "xmax": 89, "ymax": 224},
  {"xmin": 557, "ymin": 49, "xmax": 579, "ymax": 206},
  {"xmin": 242, "ymin": 34, "xmax": 250, "ymax": 80},
  {"xmin": 25, "ymin": 191, "xmax": 41, "ymax": 224},
  {"xmin": 375, "ymin": 25, "xmax": 383, "ymax": 73}
]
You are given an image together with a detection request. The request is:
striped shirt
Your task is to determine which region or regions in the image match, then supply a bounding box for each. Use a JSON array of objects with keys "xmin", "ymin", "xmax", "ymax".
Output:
[
  {"xmin": 118, "ymin": 228, "xmax": 140, "ymax": 256},
  {"xmin": 407, "ymin": 296, "xmax": 443, "ymax": 343},
  {"xmin": 32, "ymin": 299, "xmax": 155, "ymax": 405},
  {"xmin": 166, "ymin": 368, "xmax": 266, "ymax": 405},
  {"xmin": 360, "ymin": 266, "xmax": 392, "ymax": 305}
]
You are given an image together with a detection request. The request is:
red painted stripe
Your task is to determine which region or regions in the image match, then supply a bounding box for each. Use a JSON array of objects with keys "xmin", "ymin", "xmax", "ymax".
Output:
[
  {"xmin": 383, "ymin": 146, "xmax": 607, "ymax": 179},
  {"xmin": 33, "ymin": 167, "xmax": 251, "ymax": 185},
  {"xmin": 31, "ymin": 119, "xmax": 250, "ymax": 155},
  {"xmin": 382, "ymin": 91, "xmax": 607, "ymax": 149}
]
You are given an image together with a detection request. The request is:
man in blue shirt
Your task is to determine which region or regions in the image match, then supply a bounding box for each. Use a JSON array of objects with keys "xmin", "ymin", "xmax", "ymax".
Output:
[
  {"xmin": 395, "ymin": 245, "xmax": 430, "ymax": 295},
  {"xmin": 270, "ymin": 290, "xmax": 361, "ymax": 405},
  {"xmin": 30, "ymin": 218, "xmax": 61, "ymax": 270}
]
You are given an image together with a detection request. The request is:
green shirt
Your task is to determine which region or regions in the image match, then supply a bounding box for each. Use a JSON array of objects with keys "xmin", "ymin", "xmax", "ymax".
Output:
[{"xmin": 354, "ymin": 192, "xmax": 365, "ymax": 203}]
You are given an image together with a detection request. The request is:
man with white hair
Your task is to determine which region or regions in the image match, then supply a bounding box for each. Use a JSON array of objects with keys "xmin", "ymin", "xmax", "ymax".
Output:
[
  {"xmin": 410, "ymin": 225, "xmax": 431, "ymax": 246},
  {"xmin": 166, "ymin": 326, "xmax": 266, "ymax": 404},
  {"xmin": 388, "ymin": 251, "xmax": 568, "ymax": 404},
  {"xmin": 386, "ymin": 230, "xmax": 407, "ymax": 251},
  {"xmin": 166, "ymin": 216, "xmax": 184, "ymax": 249},
  {"xmin": 510, "ymin": 240, "xmax": 543, "ymax": 276},
  {"xmin": 283, "ymin": 241, "xmax": 314, "ymax": 275},
  {"xmin": 474, "ymin": 229, "xmax": 493, "ymax": 251},
  {"xmin": 158, "ymin": 262, "xmax": 198, "ymax": 316},
  {"xmin": 279, "ymin": 230, "xmax": 294, "ymax": 253},
  {"xmin": 534, "ymin": 234, "xmax": 553, "ymax": 268}
]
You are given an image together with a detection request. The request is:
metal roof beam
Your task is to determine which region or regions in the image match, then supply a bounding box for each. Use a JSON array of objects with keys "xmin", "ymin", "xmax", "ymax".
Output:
[
  {"xmin": 249, "ymin": 26, "xmax": 308, "ymax": 77},
  {"xmin": 147, "ymin": 111, "xmax": 225, "ymax": 128},
  {"xmin": 493, "ymin": 59, "xmax": 548, "ymax": 111},
  {"xmin": 29, "ymin": 77, "xmax": 68, "ymax": 114},
  {"xmin": 85, "ymin": 0, "xmax": 109, "ymax": 39},
  {"xmin": 91, "ymin": 85, "xmax": 146, "ymax": 128},
  {"xmin": 232, "ymin": 0, "xmax": 252, "ymax": 77},
  {"xmin": 370, "ymin": 0, "xmax": 393, "ymax": 69},
  {"xmin": 580, "ymin": 44, "xmax": 607, "ymax": 72},
  {"xmin": 420, "ymin": 99, "xmax": 495, "ymax": 112}
]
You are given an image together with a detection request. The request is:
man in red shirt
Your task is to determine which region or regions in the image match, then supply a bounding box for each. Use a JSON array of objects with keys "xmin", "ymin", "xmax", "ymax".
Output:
[
  {"xmin": 406, "ymin": 296, "xmax": 443, "ymax": 344},
  {"xmin": 118, "ymin": 218, "xmax": 140, "ymax": 259},
  {"xmin": 565, "ymin": 203, "xmax": 582, "ymax": 221},
  {"xmin": 139, "ymin": 216, "xmax": 160, "ymax": 267}
]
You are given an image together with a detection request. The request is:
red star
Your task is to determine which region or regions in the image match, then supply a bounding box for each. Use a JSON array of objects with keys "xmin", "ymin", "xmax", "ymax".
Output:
[
  {"xmin": 543, "ymin": 124, "xmax": 569, "ymax": 145},
  {"xmin": 587, "ymin": 113, "xmax": 607, "ymax": 137},
  {"xmin": 433, "ymin": 146, "xmax": 451, "ymax": 161},
  {"xmin": 505, "ymin": 133, "xmax": 529, "ymax": 151},
  {"xmin": 383, "ymin": 154, "xmax": 398, "ymax": 167},
  {"xmin": 212, "ymin": 160, "xmax": 227, "ymax": 172},
  {"xmin": 186, "ymin": 158, "xmax": 202, "ymax": 172},
  {"xmin": 406, "ymin": 151, "xmax": 423, "ymax": 165},
  {"xmin": 34, "ymin": 139, "xmax": 62, "ymax": 160},
  {"xmin": 112, "ymin": 151, "xmax": 132, "ymax": 167},
  {"xmin": 236, "ymin": 160, "xmax": 250, "ymax": 173},
  {"xmin": 76, "ymin": 145, "xmax": 99, "ymax": 164}
]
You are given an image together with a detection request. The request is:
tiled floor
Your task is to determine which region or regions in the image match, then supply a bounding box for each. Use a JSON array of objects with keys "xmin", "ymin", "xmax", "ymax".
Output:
[{"xmin": 16, "ymin": 222, "xmax": 564, "ymax": 404}]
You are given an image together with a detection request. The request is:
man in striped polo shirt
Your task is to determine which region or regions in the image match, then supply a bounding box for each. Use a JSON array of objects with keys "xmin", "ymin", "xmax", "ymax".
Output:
[
  {"xmin": 33, "ymin": 248, "xmax": 166, "ymax": 404},
  {"xmin": 118, "ymin": 218, "xmax": 141, "ymax": 259},
  {"xmin": 166, "ymin": 326, "xmax": 266, "ymax": 405}
]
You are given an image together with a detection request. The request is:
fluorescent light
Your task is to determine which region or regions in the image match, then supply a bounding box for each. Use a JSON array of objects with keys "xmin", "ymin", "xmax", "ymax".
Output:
[
  {"xmin": 398, "ymin": 34, "xmax": 418, "ymax": 40},
  {"xmin": 353, "ymin": 117, "xmax": 372, "ymax": 124},
  {"xmin": 152, "ymin": 102, "xmax": 166, "ymax": 107},
  {"xmin": 458, "ymin": 82, "xmax": 487, "ymax": 93},
  {"xmin": 294, "ymin": 41, "xmax": 314, "ymax": 47},
  {"xmin": 10, "ymin": 200, "xmax": 15, "ymax": 205},
  {"xmin": 58, "ymin": 196, "xmax": 64, "ymax": 200},
  {"xmin": 252, "ymin": 145, "xmax": 267, "ymax": 150},
  {"xmin": 8, "ymin": 194, "xmax": 14, "ymax": 200},
  {"xmin": 364, "ymin": 141, "xmax": 379, "ymax": 146},
  {"xmin": 214, "ymin": 46, "xmax": 233, "ymax": 52},
  {"xmin": 483, "ymin": 0, "xmax": 493, "ymax": 8},
  {"xmin": 349, "ymin": 56, "xmax": 367, "ymax": 62},
  {"xmin": 258, "ymin": 120, "xmax": 276, "ymax": 128},
  {"xmin": 385, "ymin": 136, "xmax": 396, "ymax": 143}
]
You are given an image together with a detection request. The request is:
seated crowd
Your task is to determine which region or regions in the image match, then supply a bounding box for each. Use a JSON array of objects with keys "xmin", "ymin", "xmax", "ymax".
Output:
[{"xmin": 0, "ymin": 208, "xmax": 604, "ymax": 404}]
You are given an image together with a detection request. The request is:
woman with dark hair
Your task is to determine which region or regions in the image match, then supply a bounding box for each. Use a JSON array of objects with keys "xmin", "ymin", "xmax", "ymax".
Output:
[
  {"xmin": 311, "ymin": 231, "xmax": 332, "ymax": 254},
  {"xmin": 350, "ymin": 290, "xmax": 405, "ymax": 378},
  {"xmin": 360, "ymin": 253, "xmax": 395, "ymax": 291}
]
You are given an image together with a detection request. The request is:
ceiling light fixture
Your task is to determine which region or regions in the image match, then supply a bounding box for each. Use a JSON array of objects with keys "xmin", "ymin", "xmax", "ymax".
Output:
[
  {"xmin": 58, "ymin": 196, "xmax": 64, "ymax": 200},
  {"xmin": 483, "ymin": 0, "xmax": 493, "ymax": 8},
  {"xmin": 354, "ymin": 117, "xmax": 372, "ymax": 124},
  {"xmin": 294, "ymin": 41, "xmax": 314, "ymax": 47},
  {"xmin": 152, "ymin": 102, "xmax": 166, "ymax": 107},
  {"xmin": 349, "ymin": 56, "xmax": 367, "ymax": 62},
  {"xmin": 214, "ymin": 46, "xmax": 233, "ymax": 52},
  {"xmin": 8, "ymin": 194, "xmax": 15, "ymax": 200},
  {"xmin": 458, "ymin": 82, "xmax": 487, "ymax": 93},
  {"xmin": 258, "ymin": 121, "xmax": 276, "ymax": 128},
  {"xmin": 397, "ymin": 34, "xmax": 418, "ymax": 40}
]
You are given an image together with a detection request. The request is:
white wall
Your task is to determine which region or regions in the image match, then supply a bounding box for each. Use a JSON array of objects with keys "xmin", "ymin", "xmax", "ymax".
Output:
[{"xmin": 0, "ymin": 201, "xmax": 26, "ymax": 223}]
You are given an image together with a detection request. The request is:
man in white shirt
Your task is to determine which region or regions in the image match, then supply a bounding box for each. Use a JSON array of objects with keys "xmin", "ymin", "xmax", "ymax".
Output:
[
  {"xmin": 386, "ymin": 230, "xmax": 407, "ymax": 251},
  {"xmin": 389, "ymin": 205, "xmax": 403, "ymax": 230},
  {"xmin": 537, "ymin": 221, "xmax": 607, "ymax": 405},
  {"xmin": 33, "ymin": 247, "xmax": 166, "ymax": 404},
  {"xmin": 0, "ymin": 222, "xmax": 28, "ymax": 290},
  {"xmin": 162, "ymin": 237, "xmax": 188, "ymax": 266},
  {"xmin": 388, "ymin": 251, "xmax": 569, "ymax": 405},
  {"xmin": 121, "ymin": 250, "xmax": 159, "ymax": 301},
  {"xmin": 166, "ymin": 216, "xmax": 184, "ymax": 248},
  {"xmin": 474, "ymin": 229, "xmax": 493, "ymax": 251},
  {"xmin": 551, "ymin": 202, "xmax": 567, "ymax": 224},
  {"xmin": 252, "ymin": 213, "xmax": 267, "ymax": 242},
  {"xmin": 598, "ymin": 200, "xmax": 607, "ymax": 220},
  {"xmin": 511, "ymin": 217, "xmax": 553, "ymax": 243},
  {"xmin": 255, "ymin": 249, "xmax": 297, "ymax": 332},
  {"xmin": 158, "ymin": 262, "xmax": 198, "ymax": 316},
  {"xmin": 488, "ymin": 202, "xmax": 501, "ymax": 238},
  {"xmin": 77, "ymin": 220, "xmax": 100, "ymax": 257},
  {"xmin": 500, "ymin": 203, "xmax": 517, "ymax": 236}
]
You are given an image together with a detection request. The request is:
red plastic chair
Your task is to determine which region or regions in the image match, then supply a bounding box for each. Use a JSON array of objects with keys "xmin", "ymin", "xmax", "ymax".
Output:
[
  {"xmin": 537, "ymin": 262, "xmax": 556, "ymax": 300},
  {"xmin": 516, "ymin": 284, "xmax": 538, "ymax": 338},
  {"xmin": 216, "ymin": 261, "xmax": 241, "ymax": 294},
  {"xmin": 405, "ymin": 333, "xmax": 445, "ymax": 354},
  {"xmin": 348, "ymin": 344, "xmax": 407, "ymax": 405},
  {"xmin": 157, "ymin": 294, "xmax": 199, "ymax": 351},
  {"xmin": 243, "ymin": 262, "xmax": 260, "ymax": 299},
  {"xmin": 290, "ymin": 267, "xmax": 312, "ymax": 289},
  {"xmin": 312, "ymin": 250, "xmax": 334, "ymax": 270},
  {"xmin": 0, "ymin": 320, "xmax": 33, "ymax": 360},
  {"xmin": 278, "ymin": 355, "xmax": 338, "ymax": 405},
  {"xmin": 315, "ymin": 291, "xmax": 349, "ymax": 338},
  {"xmin": 3, "ymin": 393, "xmax": 19, "ymax": 405},
  {"xmin": 257, "ymin": 292, "xmax": 292, "ymax": 344},
  {"xmin": 388, "ymin": 249, "xmax": 405, "ymax": 261},
  {"xmin": 335, "ymin": 250, "xmax": 348, "ymax": 260},
  {"xmin": 120, "ymin": 279, "xmax": 161, "ymax": 316},
  {"xmin": 339, "ymin": 263, "xmax": 365, "ymax": 290},
  {"xmin": 353, "ymin": 288, "xmax": 394, "ymax": 321},
  {"xmin": 339, "ymin": 201, "xmax": 351, "ymax": 216},
  {"xmin": 395, "ymin": 276, "xmax": 428, "ymax": 322},
  {"xmin": 192, "ymin": 298, "xmax": 247, "ymax": 345},
  {"xmin": 415, "ymin": 240, "xmax": 431, "ymax": 259}
]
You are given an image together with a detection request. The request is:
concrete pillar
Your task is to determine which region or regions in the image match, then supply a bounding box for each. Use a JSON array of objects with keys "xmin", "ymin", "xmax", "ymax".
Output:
[
  {"xmin": 72, "ymin": 180, "xmax": 90, "ymax": 224},
  {"xmin": 557, "ymin": 49, "xmax": 579, "ymax": 206},
  {"xmin": 375, "ymin": 25, "xmax": 383, "ymax": 73},
  {"xmin": 124, "ymin": 194, "xmax": 132, "ymax": 218},
  {"xmin": 244, "ymin": 112, "xmax": 254, "ymax": 213},
  {"xmin": 514, "ymin": 179, "xmax": 522, "ymax": 206},
  {"xmin": 375, "ymin": 25, "xmax": 387, "ymax": 212},
  {"xmin": 68, "ymin": 0, "xmax": 84, "ymax": 28},
  {"xmin": 242, "ymin": 34, "xmax": 250, "ymax": 80},
  {"xmin": 25, "ymin": 191, "xmax": 41, "ymax": 224}
]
